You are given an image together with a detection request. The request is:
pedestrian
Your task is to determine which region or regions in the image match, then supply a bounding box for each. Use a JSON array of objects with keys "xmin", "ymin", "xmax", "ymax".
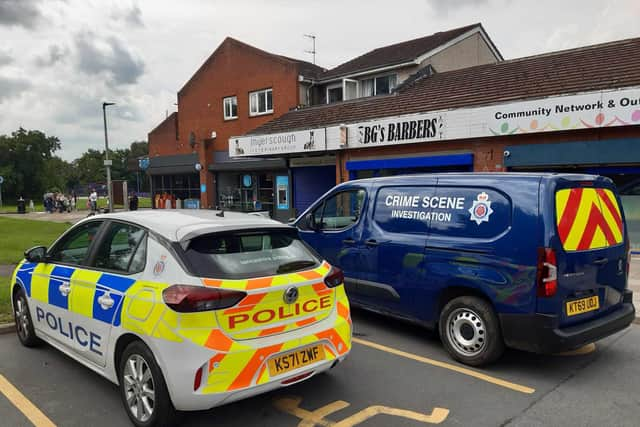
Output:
[
  {"xmin": 89, "ymin": 188, "xmax": 98, "ymax": 214},
  {"xmin": 129, "ymin": 192, "xmax": 139, "ymax": 211}
]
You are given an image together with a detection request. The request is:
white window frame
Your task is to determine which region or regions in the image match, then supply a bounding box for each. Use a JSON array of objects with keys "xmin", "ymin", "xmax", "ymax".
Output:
[
  {"xmin": 343, "ymin": 79, "xmax": 359, "ymax": 101},
  {"xmin": 359, "ymin": 73, "xmax": 397, "ymax": 97},
  {"xmin": 223, "ymin": 96, "xmax": 238, "ymax": 120},
  {"xmin": 326, "ymin": 82, "xmax": 343, "ymax": 104},
  {"xmin": 249, "ymin": 88, "xmax": 273, "ymax": 117}
]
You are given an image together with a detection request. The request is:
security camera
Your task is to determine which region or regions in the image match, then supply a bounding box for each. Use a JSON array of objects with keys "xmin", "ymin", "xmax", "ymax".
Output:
[{"xmin": 503, "ymin": 150, "xmax": 511, "ymax": 158}]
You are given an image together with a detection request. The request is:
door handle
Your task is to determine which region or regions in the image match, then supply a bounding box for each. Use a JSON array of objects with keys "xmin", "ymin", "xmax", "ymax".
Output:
[
  {"xmin": 365, "ymin": 239, "xmax": 379, "ymax": 247},
  {"xmin": 593, "ymin": 257, "xmax": 609, "ymax": 266},
  {"xmin": 58, "ymin": 282, "xmax": 71, "ymax": 297},
  {"xmin": 97, "ymin": 292, "xmax": 115, "ymax": 310},
  {"xmin": 342, "ymin": 238, "xmax": 356, "ymax": 244}
]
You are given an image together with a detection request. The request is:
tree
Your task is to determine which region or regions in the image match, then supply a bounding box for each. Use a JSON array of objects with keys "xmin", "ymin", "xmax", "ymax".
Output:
[{"xmin": 0, "ymin": 128, "xmax": 61, "ymax": 199}]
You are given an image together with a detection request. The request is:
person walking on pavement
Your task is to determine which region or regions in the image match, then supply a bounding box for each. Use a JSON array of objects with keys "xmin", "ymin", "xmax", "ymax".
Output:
[{"xmin": 89, "ymin": 188, "xmax": 98, "ymax": 215}]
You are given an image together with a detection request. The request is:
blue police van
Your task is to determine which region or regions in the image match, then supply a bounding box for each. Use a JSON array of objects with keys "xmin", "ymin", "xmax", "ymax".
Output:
[{"xmin": 294, "ymin": 173, "xmax": 635, "ymax": 365}]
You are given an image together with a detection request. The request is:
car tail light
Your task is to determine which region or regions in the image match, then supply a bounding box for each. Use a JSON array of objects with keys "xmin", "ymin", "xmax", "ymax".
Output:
[
  {"xmin": 162, "ymin": 285, "xmax": 246, "ymax": 312},
  {"xmin": 324, "ymin": 266, "xmax": 344, "ymax": 288},
  {"xmin": 536, "ymin": 247, "xmax": 557, "ymax": 297}
]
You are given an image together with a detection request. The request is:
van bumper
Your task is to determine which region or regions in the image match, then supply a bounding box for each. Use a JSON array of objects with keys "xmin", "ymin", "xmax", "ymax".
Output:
[{"xmin": 499, "ymin": 291, "xmax": 635, "ymax": 354}]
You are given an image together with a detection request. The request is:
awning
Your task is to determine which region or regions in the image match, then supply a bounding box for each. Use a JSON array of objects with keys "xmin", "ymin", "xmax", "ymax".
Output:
[
  {"xmin": 147, "ymin": 153, "xmax": 199, "ymax": 176},
  {"xmin": 346, "ymin": 153, "xmax": 473, "ymax": 171},
  {"xmin": 505, "ymin": 138, "xmax": 640, "ymax": 168}
]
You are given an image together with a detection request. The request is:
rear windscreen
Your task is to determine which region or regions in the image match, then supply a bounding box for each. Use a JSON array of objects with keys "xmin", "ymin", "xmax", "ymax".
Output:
[
  {"xmin": 184, "ymin": 229, "xmax": 321, "ymax": 279},
  {"xmin": 555, "ymin": 188, "xmax": 624, "ymax": 251}
]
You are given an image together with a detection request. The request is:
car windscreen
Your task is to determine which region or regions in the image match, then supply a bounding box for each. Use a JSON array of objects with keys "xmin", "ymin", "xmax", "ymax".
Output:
[{"xmin": 184, "ymin": 228, "xmax": 321, "ymax": 279}]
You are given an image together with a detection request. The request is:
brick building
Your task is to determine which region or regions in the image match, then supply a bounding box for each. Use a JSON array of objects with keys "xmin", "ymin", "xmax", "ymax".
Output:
[
  {"xmin": 147, "ymin": 37, "xmax": 323, "ymax": 218},
  {"xmin": 235, "ymin": 36, "xmax": 640, "ymax": 246}
]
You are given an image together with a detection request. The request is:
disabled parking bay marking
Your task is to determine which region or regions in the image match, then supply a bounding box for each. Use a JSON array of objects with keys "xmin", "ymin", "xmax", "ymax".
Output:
[
  {"xmin": 0, "ymin": 374, "xmax": 56, "ymax": 427},
  {"xmin": 274, "ymin": 396, "xmax": 449, "ymax": 426},
  {"xmin": 352, "ymin": 337, "xmax": 535, "ymax": 395}
]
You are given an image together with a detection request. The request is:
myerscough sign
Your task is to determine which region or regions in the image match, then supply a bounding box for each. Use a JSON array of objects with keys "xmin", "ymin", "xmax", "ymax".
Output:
[
  {"xmin": 230, "ymin": 86, "xmax": 640, "ymax": 157},
  {"xmin": 230, "ymin": 129, "xmax": 325, "ymax": 157}
]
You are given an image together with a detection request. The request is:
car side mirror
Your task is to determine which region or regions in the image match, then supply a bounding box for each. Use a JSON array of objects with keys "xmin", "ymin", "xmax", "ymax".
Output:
[
  {"xmin": 24, "ymin": 246, "xmax": 47, "ymax": 263},
  {"xmin": 307, "ymin": 215, "xmax": 320, "ymax": 232}
]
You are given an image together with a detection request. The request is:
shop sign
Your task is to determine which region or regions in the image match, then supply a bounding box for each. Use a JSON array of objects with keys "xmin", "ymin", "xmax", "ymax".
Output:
[
  {"xmin": 478, "ymin": 87, "xmax": 640, "ymax": 137},
  {"xmin": 347, "ymin": 113, "xmax": 444, "ymax": 148},
  {"xmin": 230, "ymin": 129, "xmax": 325, "ymax": 157}
]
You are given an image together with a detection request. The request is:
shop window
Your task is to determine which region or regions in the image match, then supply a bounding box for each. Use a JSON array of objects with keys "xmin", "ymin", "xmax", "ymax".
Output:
[
  {"xmin": 249, "ymin": 88, "xmax": 273, "ymax": 116},
  {"xmin": 223, "ymin": 96, "xmax": 237, "ymax": 120},
  {"xmin": 327, "ymin": 86, "xmax": 343, "ymax": 104}
]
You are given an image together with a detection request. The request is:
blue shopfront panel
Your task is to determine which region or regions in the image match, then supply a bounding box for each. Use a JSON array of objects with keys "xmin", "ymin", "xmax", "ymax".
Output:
[{"xmin": 292, "ymin": 166, "xmax": 336, "ymax": 216}]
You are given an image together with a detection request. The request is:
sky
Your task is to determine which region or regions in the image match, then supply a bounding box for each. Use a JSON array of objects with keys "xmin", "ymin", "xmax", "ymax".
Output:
[{"xmin": 1, "ymin": 0, "xmax": 639, "ymax": 161}]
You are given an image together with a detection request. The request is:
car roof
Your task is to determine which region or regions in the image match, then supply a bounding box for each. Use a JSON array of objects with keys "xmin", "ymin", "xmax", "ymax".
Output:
[
  {"xmin": 338, "ymin": 172, "xmax": 603, "ymax": 186},
  {"xmin": 79, "ymin": 210, "xmax": 289, "ymax": 242}
]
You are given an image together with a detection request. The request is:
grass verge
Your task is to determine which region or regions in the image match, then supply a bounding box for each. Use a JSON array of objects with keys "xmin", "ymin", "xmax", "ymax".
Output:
[
  {"xmin": 0, "ymin": 275, "xmax": 12, "ymax": 324},
  {"xmin": 0, "ymin": 217, "xmax": 71, "ymax": 264}
]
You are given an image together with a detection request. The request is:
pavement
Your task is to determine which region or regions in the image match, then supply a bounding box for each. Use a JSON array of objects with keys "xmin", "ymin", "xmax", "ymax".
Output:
[{"xmin": 0, "ymin": 211, "xmax": 100, "ymax": 223}]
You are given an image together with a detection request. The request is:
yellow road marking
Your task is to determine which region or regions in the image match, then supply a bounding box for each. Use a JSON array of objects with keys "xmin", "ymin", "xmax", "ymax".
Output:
[
  {"xmin": 0, "ymin": 374, "xmax": 56, "ymax": 427},
  {"xmin": 274, "ymin": 396, "xmax": 449, "ymax": 426},
  {"xmin": 352, "ymin": 337, "xmax": 535, "ymax": 394}
]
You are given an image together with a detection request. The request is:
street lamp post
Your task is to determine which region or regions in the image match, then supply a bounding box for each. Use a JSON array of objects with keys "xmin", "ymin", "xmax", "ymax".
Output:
[{"xmin": 102, "ymin": 102, "xmax": 115, "ymax": 212}]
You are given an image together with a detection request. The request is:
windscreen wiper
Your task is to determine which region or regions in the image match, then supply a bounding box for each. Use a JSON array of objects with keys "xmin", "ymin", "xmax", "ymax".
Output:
[{"xmin": 276, "ymin": 260, "xmax": 316, "ymax": 274}]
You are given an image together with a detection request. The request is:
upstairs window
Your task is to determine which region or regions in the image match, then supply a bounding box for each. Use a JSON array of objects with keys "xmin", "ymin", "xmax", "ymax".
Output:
[
  {"xmin": 223, "ymin": 96, "xmax": 238, "ymax": 120},
  {"xmin": 327, "ymin": 86, "xmax": 343, "ymax": 104},
  {"xmin": 360, "ymin": 74, "xmax": 397, "ymax": 97},
  {"xmin": 249, "ymin": 88, "xmax": 273, "ymax": 116}
]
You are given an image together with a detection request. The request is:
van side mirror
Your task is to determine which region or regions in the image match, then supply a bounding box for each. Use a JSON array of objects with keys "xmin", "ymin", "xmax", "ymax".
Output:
[
  {"xmin": 307, "ymin": 214, "xmax": 320, "ymax": 232},
  {"xmin": 24, "ymin": 246, "xmax": 47, "ymax": 263}
]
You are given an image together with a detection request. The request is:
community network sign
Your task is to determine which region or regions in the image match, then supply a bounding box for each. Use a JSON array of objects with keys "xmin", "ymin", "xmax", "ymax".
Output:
[
  {"xmin": 231, "ymin": 129, "xmax": 325, "ymax": 157},
  {"xmin": 229, "ymin": 86, "xmax": 640, "ymax": 156}
]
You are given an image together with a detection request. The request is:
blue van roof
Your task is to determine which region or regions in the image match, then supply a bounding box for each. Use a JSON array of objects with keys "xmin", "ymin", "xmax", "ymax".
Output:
[{"xmin": 340, "ymin": 172, "xmax": 606, "ymax": 186}]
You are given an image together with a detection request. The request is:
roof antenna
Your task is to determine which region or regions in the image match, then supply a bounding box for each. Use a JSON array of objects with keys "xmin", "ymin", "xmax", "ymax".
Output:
[
  {"xmin": 304, "ymin": 34, "xmax": 316, "ymax": 64},
  {"xmin": 216, "ymin": 208, "xmax": 224, "ymax": 217}
]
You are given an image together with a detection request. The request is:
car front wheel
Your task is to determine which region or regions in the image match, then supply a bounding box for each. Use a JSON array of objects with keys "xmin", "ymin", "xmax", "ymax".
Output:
[
  {"xmin": 13, "ymin": 287, "xmax": 40, "ymax": 347},
  {"xmin": 119, "ymin": 341, "xmax": 176, "ymax": 427},
  {"xmin": 439, "ymin": 296, "xmax": 504, "ymax": 366}
]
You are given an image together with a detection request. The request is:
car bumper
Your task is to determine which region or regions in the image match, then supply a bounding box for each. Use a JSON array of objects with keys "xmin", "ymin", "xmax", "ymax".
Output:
[{"xmin": 500, "ymin": 290, "xmax": 635, "ymax": 354}]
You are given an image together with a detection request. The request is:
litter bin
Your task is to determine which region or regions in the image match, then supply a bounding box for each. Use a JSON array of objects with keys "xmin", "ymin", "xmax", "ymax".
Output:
[{"xmin": 17, "ymin": 199, "xmax": 26, "ymax": 214}]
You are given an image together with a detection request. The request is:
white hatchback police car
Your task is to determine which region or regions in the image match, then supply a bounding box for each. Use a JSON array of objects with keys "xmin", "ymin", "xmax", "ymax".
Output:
[{"xmin": 11, "ymin": 210, "xmax": 351, "ymax": 426}]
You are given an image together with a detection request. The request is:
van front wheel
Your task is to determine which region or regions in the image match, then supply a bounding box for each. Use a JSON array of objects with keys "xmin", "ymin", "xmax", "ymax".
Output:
[{"xmin": 439, "ymin": 296, "xmax": 504, "ymax": 366}]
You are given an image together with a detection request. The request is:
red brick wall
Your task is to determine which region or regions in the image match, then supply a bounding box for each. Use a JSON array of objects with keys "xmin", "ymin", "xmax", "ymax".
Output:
[
  {"xmin": 148, "ymin": 112, "xmax": 180, "ymax": 157},
  {"xmin": 337, "ymin": 125, "xmax": 640, "ymax": 182},
  {"xmin": 176, "ymin": 38, "xmax": 301, "ymax": 207}
]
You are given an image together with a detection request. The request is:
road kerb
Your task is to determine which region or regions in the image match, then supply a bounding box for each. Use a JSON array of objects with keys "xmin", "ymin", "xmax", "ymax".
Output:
[{"xmin": 0, "ymin": 323, "xmax": 15, "ymax": 335}]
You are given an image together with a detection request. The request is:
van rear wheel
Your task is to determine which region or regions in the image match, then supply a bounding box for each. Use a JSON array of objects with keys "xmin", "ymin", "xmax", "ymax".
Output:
[{"xmin": 439, "ymin": 296, "xmax": 504, "ymax": 366}]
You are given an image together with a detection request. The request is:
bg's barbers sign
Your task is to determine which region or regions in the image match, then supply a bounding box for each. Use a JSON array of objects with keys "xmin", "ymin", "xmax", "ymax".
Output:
[{"xmin": 352, "ymin": 114, "xmax": 444, "ymax": 148}]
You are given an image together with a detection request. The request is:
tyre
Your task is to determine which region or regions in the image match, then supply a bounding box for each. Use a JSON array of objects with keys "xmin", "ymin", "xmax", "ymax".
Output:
[
  {"xmin": 439, "ymin": 296, "xmax": 504, "ymax": 366},
  {"xmin": 13, "ymin": 287, "xmax": 40, "ymax": 347},
  {"xmin": 119, "ymin": 341, "xmax": 176, "ymax": 427}
]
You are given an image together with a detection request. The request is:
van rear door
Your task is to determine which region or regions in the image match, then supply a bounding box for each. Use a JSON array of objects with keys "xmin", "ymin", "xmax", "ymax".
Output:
[{"xmin": 546, "ymin": 176, "xmax": 628, "ymax": 327}]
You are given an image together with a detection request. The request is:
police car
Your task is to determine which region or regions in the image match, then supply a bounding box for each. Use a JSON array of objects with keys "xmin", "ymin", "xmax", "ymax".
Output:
[{"xmin": 11, "ymin": 210, "xmax": 351, "ymax": 426}]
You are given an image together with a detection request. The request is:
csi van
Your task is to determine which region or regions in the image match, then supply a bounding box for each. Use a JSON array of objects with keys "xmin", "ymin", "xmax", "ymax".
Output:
[{"xmin": 294, "ymin": 173, "xmax": 635, "ymax": 366}]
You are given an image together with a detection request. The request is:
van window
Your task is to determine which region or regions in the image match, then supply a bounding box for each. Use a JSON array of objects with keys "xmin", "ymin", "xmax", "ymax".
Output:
[
  {"xmin": 313, "ymin": 190, "xmax": 365, "ymax": 231},
  {"xmin": 184, "ymin": 229, "xmax": 321, "ymax": 279},
  {"xmin": 374, "ymin": 187, "xmax": 435, "ymax": 234},
  {"xmin": 429, "ymin": 187, "xmax": 511, "ymax": 239},
  {"xmin": 556, "ymin": 187, "xmax": 624, "ymax": 251}
]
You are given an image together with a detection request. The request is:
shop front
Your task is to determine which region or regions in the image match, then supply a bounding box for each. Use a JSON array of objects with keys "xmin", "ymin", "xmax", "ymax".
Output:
[
  {"xmin": 147, "ymin": 153, "xmax": 201, "ymax": 208},
  {"xmin": 211, "ymin": 152, "xmax": 291, "ymax": 222}
]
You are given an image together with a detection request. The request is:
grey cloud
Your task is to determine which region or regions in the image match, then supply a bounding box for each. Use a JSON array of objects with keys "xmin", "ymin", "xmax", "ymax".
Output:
[
  {"xmin": 74, "ymin": 32, "xmax": 145, "ymax": 86},
  {"xmin": 0, "ymin": 0, "xmax": 42, "ymax": 29},
  {"xmin": 0, "ymin": 50, "xmax": 12, "ymax": 66},
  {"xmin": 427, "ymin": 0, "xmax": 489, "ymax": 16},
  {"xmin": 111, "ymin": 4, "xmax": 144, "ymax": 27},
  {"xmin": 35, "ymin": 44, "xmax": 68, "ymax": 67},
  {"xmin": 0, "ymin": 76, "xmax": 31, "ymax": 102}
]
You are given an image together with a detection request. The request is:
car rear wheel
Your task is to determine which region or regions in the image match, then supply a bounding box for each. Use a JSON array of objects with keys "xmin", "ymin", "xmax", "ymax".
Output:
[
  {"xmin": 439, "ymin": 296, "xmax": 504, "ymax": 366},
  {"xmin": 119, "ymin": 341, "xmax": 176, "ymax": 427},
  {"xmin": 13, "ymin": 287, "xmax": 40, "ymax": 347}
]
